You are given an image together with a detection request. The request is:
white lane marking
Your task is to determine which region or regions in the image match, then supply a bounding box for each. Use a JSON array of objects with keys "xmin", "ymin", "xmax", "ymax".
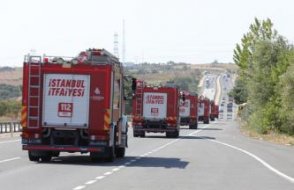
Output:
[
  {"xmin": 112, "ymin": 168, "xmax": 120, "ymax": 172},
  {"xmin": 210, "ymin": 139, "xmax": 294, "ymax": 184},
  {"xmin": 73, "ymin": 186, "xmax": 85, "ymax": 190},
  {"xmin": 104, "ymin": 171, "xmax": 113, "ymax": 176},
  {"xmin": 140, "ymin": 153, "xmax": 149, "ymax": 157},
  {"xmin": 85, "ymin": 180, "xmax": 96, "ymax": 185},
  {"xmin": 95, "ymin": 176, "xmax": 105, "ymax": 180},
  {"xmin": 72, "ymin": 126, "xmax": 209, "ymax": 190},
  {"xmin": 0, "ymin": 157, "xmax": 21, "ymax": 164},
  {"xmin": 0, "ymin": 139, "xmax": 21, "ymax": 144}
]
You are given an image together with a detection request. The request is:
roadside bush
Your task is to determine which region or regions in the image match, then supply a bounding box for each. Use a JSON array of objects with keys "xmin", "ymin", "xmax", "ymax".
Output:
[{"xmin": 0, "ymin": 100, "xmax": 21, "ymax": 118}]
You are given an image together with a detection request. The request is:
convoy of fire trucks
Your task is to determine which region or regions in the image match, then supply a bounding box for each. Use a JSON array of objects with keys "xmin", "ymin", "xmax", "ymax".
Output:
[{"xmin": 21, "ymin": 48, "xmax": 219, "ymax": 162}]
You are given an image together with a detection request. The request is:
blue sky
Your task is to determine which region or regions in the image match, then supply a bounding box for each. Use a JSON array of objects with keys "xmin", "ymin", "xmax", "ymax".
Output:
[{"xmin": 0, "ymin": 0, "xmax": 293, "ymax": 66}]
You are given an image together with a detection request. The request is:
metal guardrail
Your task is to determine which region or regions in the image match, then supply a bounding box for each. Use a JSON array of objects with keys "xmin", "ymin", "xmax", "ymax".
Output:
[{"xmin": 0, "ymin": 122, "xmax": 22, "ymax": 133}]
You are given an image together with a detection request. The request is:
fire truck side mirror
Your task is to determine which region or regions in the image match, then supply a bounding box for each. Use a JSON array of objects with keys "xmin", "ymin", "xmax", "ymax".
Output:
[{"xmin": 132, "ymin": 78, "xmax": 137, "ymax": 91}]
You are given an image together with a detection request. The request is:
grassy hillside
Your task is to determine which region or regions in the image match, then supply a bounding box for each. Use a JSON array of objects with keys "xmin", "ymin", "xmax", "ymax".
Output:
[
  {"xmin": 125, "ymin": 62, "xmax": 236, "ymax": 91},
  {"xmin": 0, "ymin": 67, "xmax": 22, "ymax": 86}
]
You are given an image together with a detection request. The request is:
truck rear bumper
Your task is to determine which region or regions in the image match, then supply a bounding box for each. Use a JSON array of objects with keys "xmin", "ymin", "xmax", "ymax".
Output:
[
  {"xmin": 133, "ymin": 126, "xmax": 178, "ymax": 133},
  {"xmin": 23, "ymin": 145, "xmax": 103, "ymax": 153}
]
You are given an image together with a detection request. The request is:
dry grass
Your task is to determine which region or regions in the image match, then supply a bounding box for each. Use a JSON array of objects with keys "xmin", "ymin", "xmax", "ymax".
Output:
[
  {"xmin": 0, "ymin": 116, "xmax": 18, "ymax": 122},
  {"xmin": 134, "ymin": 69, "xmax": 201, "ymax": 85},
  {"xmin": 0, "ymin": 68, "xmax": 22, "ymax": 86},
  {"xmin": 240, "ymin": 121, "xmax": 294, "ymax": 146}
]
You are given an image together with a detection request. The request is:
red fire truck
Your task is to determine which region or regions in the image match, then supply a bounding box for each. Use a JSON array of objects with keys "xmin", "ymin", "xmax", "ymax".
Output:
[
  {"xmin": 198, "ymin": 96, "xmax": 210, "ymax": 124},
  {"xmin": 21, "ymin": 49, "xmax": 128, "ymax": 162},
  {"xmin": 210, "ymin": 101, "xmax": 219, "ymax": 121},
  {"xmin": 179, "ymin": 91, "xmax": 198, "ymax": 129},
  {"xmin": 132, "ymin": 80, "xmax": 181, "ymax": 138}
]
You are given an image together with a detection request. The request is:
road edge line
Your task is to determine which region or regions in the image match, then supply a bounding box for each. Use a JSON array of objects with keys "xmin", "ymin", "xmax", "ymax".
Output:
[{"xmin": 210, "ymin": 139, "xmax": 294, "ymax": 184}]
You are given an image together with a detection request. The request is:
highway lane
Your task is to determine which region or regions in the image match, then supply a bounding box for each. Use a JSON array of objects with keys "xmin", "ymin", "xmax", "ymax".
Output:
[
  {"xmin": 0, "ymin": 122, "xmax": 293, "ymax": 190},
  {"xmin": 0, "ymin": 72, "xmax": 293, "ymax": 190}
]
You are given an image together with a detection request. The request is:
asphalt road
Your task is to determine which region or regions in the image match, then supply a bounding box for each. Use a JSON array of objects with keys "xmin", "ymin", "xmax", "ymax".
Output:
[
  {"xmin": 0, "ymin": 73, "xmax": 293, "ymax": 190},
  {"xmin": 0, "ymin": 121, "xmax": 293, "ymax": 190}
]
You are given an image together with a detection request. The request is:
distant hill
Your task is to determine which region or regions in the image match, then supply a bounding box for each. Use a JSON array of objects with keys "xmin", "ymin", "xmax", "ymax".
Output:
[
  {"xmin": 0, "ymin": 63, "xmax": 237, "ymax": 89},
  {"xmin": 0, "ymin": 67, "xmax": 22, "ymax": 86},
  {"xmin": 125, "ymin": 62, "xmax": 237, "ymax": 92}
]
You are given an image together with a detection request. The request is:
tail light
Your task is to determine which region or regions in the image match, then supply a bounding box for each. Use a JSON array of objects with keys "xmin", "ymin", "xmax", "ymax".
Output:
[{"xmin": 132, "ymin": 116, "xmax": 143, "ymax": 122}]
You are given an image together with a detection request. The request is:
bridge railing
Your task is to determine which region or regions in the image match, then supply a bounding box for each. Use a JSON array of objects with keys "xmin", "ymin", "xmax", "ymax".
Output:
[{"xmin": 0, "ymin": 122, "xmax": 22, "ymax": 133}]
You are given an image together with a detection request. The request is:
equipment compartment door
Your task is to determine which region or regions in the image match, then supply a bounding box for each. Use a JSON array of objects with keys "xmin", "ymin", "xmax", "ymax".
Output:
[
  {"xmin": 179, "ymin": 99, "xmax": 191, "ymax": 117},
  {"xmin": 143, "ymin": 92, "xmax": 167, "ymax": 119},
  {"xmin": 42, "ymin": 74, "xmax": 90, "ymax": 128}
]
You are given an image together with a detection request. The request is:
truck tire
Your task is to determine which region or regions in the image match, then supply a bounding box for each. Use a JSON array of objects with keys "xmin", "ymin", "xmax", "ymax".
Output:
[
  {"xmin": 133, "ymin": 130, "xmax": 139, "ymax": 137},
  {"xmin": 140, "ymin": 131, "xmax": 145, "ymax": 138},
  {"xmin": 173, "ymin": 130, "xmax": 179, "ymax": 138},
  {"xmin": 115, "ymin": 147, "xmax": 125, "ymax": 158},
  {"xmin": 105, "ymin": 146, "xmax": 115, "ymax": 162},
  {"xmin": 28, "ymin": 151, "xmax": 39, "ymax": 162},
  {"xmin": 166, "ymin": 131, "xmax": 176, "ymax": 138},
  {"xmin": 90, "ymin": 152, "xmax": 101, "ymax": 162},
  {"xmin": 194, "ymin": 122, "xmax": 198, "ymax": 129},
  {"xmin": 40, "ymin": 155, "xmax": 52, "ymax": 162},
  {"xmin": 52, "ymin": 151, "xmax": 60, "ymax": 157},
  {"xmin": 204, "ymin": 117, "xmax": 209, "ymax": 124},
  {"xmin": 189, "ymin": 122, "xmax": 198, "ymax": 129}
]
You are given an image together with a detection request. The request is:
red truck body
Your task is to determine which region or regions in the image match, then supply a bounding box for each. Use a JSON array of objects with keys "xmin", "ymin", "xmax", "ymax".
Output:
[
  {"xmin": 179, "ymin": 91, "xmax": 198, "ymax": 129},
  {"xmin": 21, "ymin": 49, "xmax": 128, "ymax": 162},
  {"xmin": 198, "ymin": 96, "xmax": 210, "ymax": 124},
  {"xmin": 132, "ymin": 81, "xmax": 180, "ymax": 138},
  {"xmin": 210, "ymin": 101, "xmax": 219, "ymax": 121}
]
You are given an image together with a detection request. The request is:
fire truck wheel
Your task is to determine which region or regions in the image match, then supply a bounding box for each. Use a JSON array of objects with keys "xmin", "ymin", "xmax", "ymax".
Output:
[
  {"xmin": 140, "ymin": 131, "xmax": 145, "ymax": 138},
  {"xmin": 40, "ymin": 155, "xmax": 52, "ymax": 162},
  {"xmin": 115, "ymin": 147, "xmax": 125, "ymax": 158},
  {"xmin": 90, "ymin": 152, "xmax": 100, "ymax": 162},
  {"xmin": 52, "ymin": 151, "xmax": 60, "ymax": 157},
  {"xmin": 133, "ymin": 130, "xmax": 139, "ymax": 137},
  {"xmin": 189, "ymin": 123, "xmax": 198, "ymax": 129},
  {"xmin": 173, "ymin": 130, "xmax": 179, "ymax": 138},
  {"xmin": 166, "ymin": 132, "xmax": 172, "ymax": 138},
  {"xmin": 28, "ymin": 151, "xmax": 39, "ymax": 162},
  {"xmin": 105, "ymin": 146, "xmax": 115, "ymax": 162},
  {"xmin": 194, "ymin": 123, "xmax": 198, "ymax": 129}
]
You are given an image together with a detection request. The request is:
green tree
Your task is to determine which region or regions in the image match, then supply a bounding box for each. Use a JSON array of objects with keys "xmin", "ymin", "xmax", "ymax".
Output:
[
  {"xmin": 233, "ymin": 18, "xmax": 277, "ymax": 72},
  {"xmin": 233, "ymin": 18, "xmax": 294, "ymax": 135},
  {"xmin": 228, "ymin": 78, "xmax": 248, "ymax": 104},
  {"xmin": 278, "ymin": 59, "xmax": 294, "ymax": 134}
]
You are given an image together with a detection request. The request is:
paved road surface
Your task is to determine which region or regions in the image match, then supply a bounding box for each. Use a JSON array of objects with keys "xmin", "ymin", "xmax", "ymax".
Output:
[
  {"xmin": 0, "ymin": 121, "xmax": 293, "ymax": 190},
  {"xmin": 0, "ymin": 72, "xmax": 293, "ymax": 190}
]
